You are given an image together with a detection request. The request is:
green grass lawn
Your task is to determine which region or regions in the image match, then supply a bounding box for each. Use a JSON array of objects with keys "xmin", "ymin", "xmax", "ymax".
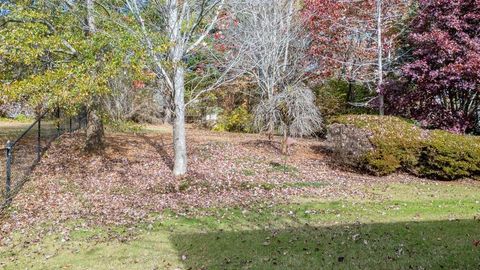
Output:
[
  {"xmin": 0, "ymin": 119, "xmax": 58, "ymax": 143},
  {"xmin": 1, "ymin": 183, "xmax": 479, "ymax": 269}
]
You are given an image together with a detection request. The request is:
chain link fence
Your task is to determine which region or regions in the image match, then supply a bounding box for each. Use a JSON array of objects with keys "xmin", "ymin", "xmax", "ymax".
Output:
[{"xmin": 0, "ymin": 109, "xmax": 87, "ymax": 208}]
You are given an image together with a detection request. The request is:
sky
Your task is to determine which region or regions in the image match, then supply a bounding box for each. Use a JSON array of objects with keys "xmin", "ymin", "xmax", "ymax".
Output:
[{"xmin": 0, "ymin": 0, "xmax": 10, "ymax": 16}]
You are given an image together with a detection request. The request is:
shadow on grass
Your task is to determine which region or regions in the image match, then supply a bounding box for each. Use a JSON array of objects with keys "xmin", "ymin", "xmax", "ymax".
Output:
[{"xmin": 170, "ymin": 219, "xmax": 480, "ymax": 269}]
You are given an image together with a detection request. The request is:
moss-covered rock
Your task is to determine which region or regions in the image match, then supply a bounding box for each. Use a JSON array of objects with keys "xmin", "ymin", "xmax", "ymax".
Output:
[{"xmin": 328, "ymin": 115, "xmax": 480, "ymax": 180}]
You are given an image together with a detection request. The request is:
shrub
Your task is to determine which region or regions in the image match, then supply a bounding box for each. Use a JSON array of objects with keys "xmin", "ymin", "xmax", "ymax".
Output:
[
  {"xmin": 385, "ymin": 0, "xmax": 480, "ymax": 133},
  {"xmin": 314, "ymin": 79, "xmax": 373, "ymax": 118},
  {"xmin": 213, "ymin": 106, "xmax": 253, "ymax": 133},
  {"xmin": 329, "ymin": 115, "xmax": 480, "ymax": 180},
  {"xmin": 419, "ymin": 131, "xmax": 480, "ymax": 180},
  {"xmin": 14, "ymin": 114, "xmax": 33, "ymax": 122},
  {"xmin": 331, "ymin": 115, "xmax": 424, "ymax": 175}
]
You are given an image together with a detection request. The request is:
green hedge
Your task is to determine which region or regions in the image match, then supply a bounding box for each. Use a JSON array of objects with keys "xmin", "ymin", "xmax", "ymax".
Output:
[
  {"xmin": 332, "ymin": 115, "xmax": 480, "ymax": 180},
  {"xmin": 420, "ymin": 130, "xmax": 480, "ymax": 180}
]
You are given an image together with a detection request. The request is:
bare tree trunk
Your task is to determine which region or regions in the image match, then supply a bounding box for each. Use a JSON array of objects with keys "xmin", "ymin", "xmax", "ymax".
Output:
[
  {"xmin": 282, "ymin": 0, "xmax": 295, "ymax": 72},
  {"xmin": 85, "ymin": 104, "xmax": 104, "ymax": 151},
  {"xmin": 84, "ymin": 0, "xmax": 105, "ymax": 151},
  {"xmin": 281, "ymin": 128, "xmax": 289, "ymax": 155},
  {"xmin": 377, "ymin": 0, "xmax": 385, "ymax": 116},
  {"xmin": 346, "ymin": 80, "xmax": 354, "ymax": 103},
  {"xmin": 164, "ymin": 106, "xmax": 173, "ymax": 124},
  {"xmin": 86, "ymin": 0, "xmax": 96, "ymax": 35},
  {"xmin": 172, "ymin": 66, "xmax": 187, "ymax": 176},
  {"xmin": 166, "ymin": 0, "xmax": 187, "ymax": 176}
]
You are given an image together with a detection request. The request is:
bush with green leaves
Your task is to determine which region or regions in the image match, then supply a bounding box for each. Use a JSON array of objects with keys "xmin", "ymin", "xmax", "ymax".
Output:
[
  {"xmin": 314, "ymin": 79, "xmax": 373, "ymax": 118},
  {"xmin": 213, "ymin": 106, "xmax": 253, "ymax": 133},
  {"xmin": 419, "ymin": 131, "xmax": 480, "ymax": 180},
  {"xmin": 330, "ymin": 115, "xmax": 480, "ymax": 180}
]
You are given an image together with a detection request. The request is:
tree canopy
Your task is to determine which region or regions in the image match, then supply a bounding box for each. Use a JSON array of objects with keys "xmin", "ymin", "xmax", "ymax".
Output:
[
  {"xmin": 385, "ymin": 0, "xmax": 480, "ymax": 132},
  {"xmin": 0, "ymin": 0, "xmax": 146, "ymax": 114}
]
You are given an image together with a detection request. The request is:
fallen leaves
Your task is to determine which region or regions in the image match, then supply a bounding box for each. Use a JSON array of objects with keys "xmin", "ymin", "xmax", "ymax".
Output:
[
  {"xmin": 0, "ymin": 129, "xmax": 437, "ymax": 241},
  {"xmin": 473, "ymin": 240, "xmax": 480, "ymax": 247}
]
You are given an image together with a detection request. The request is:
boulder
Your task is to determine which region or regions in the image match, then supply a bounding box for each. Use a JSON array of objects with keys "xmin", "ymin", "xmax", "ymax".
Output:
[{"xmin": 326, "ymin": 123, "xmax": 374, "ymax": 168}]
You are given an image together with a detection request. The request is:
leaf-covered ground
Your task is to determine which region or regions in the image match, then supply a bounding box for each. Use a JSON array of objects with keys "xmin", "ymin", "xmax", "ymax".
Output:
[
  {"xmin": 1, "ymin": 126, "xmax": 431, "ymax": 235},
  {"xmin": 0, "ymin": 120, "xmax": 60, "ymax": 203},
  {"xmin": 0, "ymin": 125, "xmax": 479, "ymax": 269}
]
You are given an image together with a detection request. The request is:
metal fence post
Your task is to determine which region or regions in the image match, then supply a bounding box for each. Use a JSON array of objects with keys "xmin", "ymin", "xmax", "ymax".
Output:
[
  {"xmin": 69, "ymin": 117, "xmax": 72, "ymax": 133},
  {"xmin": 37, "ymin": 118, "xmax": 41, "ymax": 162},
  {"xmin": 5, "ymin": 141, "xmax": 12, "ymax": 204}
]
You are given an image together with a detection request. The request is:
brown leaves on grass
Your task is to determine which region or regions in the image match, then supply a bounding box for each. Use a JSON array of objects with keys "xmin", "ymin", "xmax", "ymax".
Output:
[
  {"xmin": 0, "ymin": 129, "xmax": 424, "ymax": 240},
  {"xmin": 473, "ymin": 240, "xmax": 480, "ymax": 247}
]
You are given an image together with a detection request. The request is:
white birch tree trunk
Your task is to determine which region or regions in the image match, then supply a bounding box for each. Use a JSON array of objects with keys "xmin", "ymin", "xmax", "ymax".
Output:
[
  {"xmin": 172, "ymin": 65, "xmax": 187, "ymax": 176},
  {"xmin": 377, "ymin": 0, "xmax": 385, "ymax": 116},
  {"xmin": 283, "ymin": 0, "xmax": 294, "ymax": 72},
  {"xmin": 86, "ymin": 0, "xmax": 96, "ymax": 34},
  {"xmin": 168, "ymin": 0, "xmax": 188, "ymax": 176}
]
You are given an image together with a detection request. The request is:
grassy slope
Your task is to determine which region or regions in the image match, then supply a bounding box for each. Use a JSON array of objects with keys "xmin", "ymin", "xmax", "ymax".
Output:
[{"xmin": 1, "ymin": 182, "xmax": 479, "ymax": 269}]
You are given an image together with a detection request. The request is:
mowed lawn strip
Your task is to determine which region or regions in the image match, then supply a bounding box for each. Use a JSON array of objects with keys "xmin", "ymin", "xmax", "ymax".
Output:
[{"xmin": 1, "ymin": 182, "xmax": 479, "ymax": 270}]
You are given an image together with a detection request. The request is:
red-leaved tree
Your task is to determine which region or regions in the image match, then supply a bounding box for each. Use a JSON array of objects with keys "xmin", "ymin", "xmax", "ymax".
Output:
[
  {"xmin": 303, "ymin": 0, "xmax": 376, "ymax": 82},
  {"xmin": 303, "ymin": 0, "xmax": 412, "ymax": 114},
  {"xmin": 386, "ymin": 0, "xmax": 480, "ymax": 133}
]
